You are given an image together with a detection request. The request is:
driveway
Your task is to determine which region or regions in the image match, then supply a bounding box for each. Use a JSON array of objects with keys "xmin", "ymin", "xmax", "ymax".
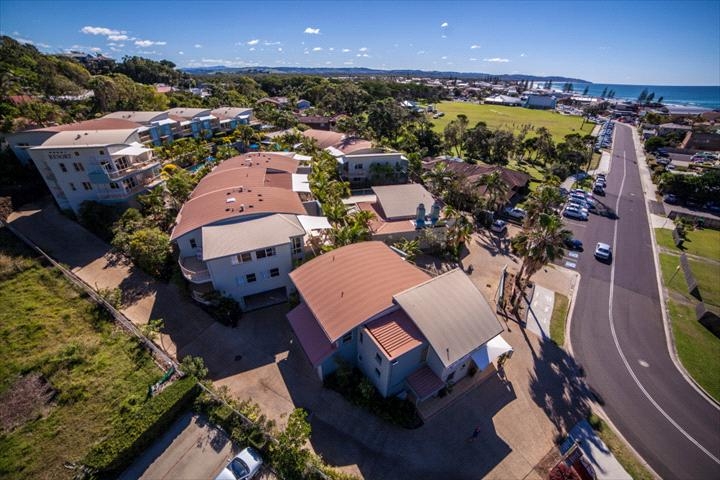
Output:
[{"xmin": 8, "ymin": 200, "xmax": 587, "ymax": 479}]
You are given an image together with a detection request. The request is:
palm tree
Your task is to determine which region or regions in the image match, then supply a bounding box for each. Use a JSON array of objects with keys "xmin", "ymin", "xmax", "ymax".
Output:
[
  {"xmin": 523, "ymin": 185, "xmax": 564, "ymax": 228},
  {"xmin": 442, "ymin": 206, "xmax": 473, "ymax": 258},
  {"xmin": 322, "ymin": 200, "xmax": 349, "ymax": 225},
  {"xmin": 510, "ymin": 213, "xmax": 570, "ymax": 310},
  {"xmin": 474, "ymin": 170, "xmax": 509, "ymax": 215},
  {"xmin": 393, "ymin": 238, "xmax": 421, "ymax": 261},
  {"xmin": 422, "ymin": 162, "xmax": 457, "ymax": 198},
  {"xmin": 348, "ymin": 209, "xmax": 376, "ymax": 231}
]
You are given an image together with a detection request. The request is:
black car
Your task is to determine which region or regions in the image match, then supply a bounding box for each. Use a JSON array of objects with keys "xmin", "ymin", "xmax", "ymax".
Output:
[
  {"xmin": 564, "ymin": 238, "xmax": 584, "ymax": 251},
  {"xmin": 593, "ymin": 184, "xmax": 605, "ymax": 195},
  {"xmin": 663, "ymin": 194, "xmax": 678, "ymax": 204}
]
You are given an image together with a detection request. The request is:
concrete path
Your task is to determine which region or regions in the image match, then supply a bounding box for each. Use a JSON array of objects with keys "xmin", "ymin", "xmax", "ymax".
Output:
[
  {"xmin": 562, "ymin": 420, "xmax": 631, "ymax": 480},
  {"xmin": 650, "ymin": 213, "xmax": 673, "ymax": 229},
  {"xmin": 526, "ymin": 285, "xmax": 555, "ymax": 340},
  {"xmin": 589, "ymin": 152, "xmax": 612, "ymax": 176}
]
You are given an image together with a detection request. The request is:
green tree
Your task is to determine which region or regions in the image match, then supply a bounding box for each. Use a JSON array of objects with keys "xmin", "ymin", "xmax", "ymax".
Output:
[
  {"xmin": 126, "ymin": 227, "xmax": 172, "ymax": 277},
  {"xmin": 165, "ymin": 168, "xmax": 197, "ymax": 211},
  {"xmin": 180, "ymin": 355, "xmax": 208, "ymax": 380},
  {"xmin": 366, "ymin": 98, "xmax": 407, "ymax": 143},
  {"xmin": 522, "ymin": 184, "xmax": 564, "ymax": 228},
  {"xmin": 535, "ymin": 127, "xmax": 555, "ymax": 166},
  {"xmin": 474, "ymin": 170, "xmax": 509, "ymax": 215},
  {"xmin": 443, "ymin": 114, "xmax": 469, "ymax": 156},
  {"xmin": 637, "ymin": 88, "xmax": 649, "ymax": 103},
  {"xmin": 488, "ymin": 129, "xmax": 515, "ymax": 165},
  {"xmin": 392, "ymin": 238, "xmax": 421, "ymax": 261},
  {"xmin": 271, "ymin": 408, "xmax": 312, "ymax": 479},
  {"xmin": 463, "ymin": 121, "xmax": 493, "ymax": 162}
]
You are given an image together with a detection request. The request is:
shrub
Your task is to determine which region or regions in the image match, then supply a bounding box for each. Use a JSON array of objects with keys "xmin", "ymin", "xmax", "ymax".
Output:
[
  {"xmin": 588, "ymin": 412, "xmax": 603, "ymax": 431},
  {"xmin": 83, "ymin": 377, "xmax": 199, "ymax": 475},
  {"xmin": 78, "ymin": 201, "xmax": 123, "ymax": 241}
]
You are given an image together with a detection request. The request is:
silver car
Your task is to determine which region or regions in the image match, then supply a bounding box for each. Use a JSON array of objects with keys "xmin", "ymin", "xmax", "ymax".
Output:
[{"xmin": 594, "ymin": 242, "xmax": 612, "ymax": 262}]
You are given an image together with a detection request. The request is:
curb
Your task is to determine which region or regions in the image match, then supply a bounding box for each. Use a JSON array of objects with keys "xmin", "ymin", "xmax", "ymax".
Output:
[{"xmin": 629, "ymin": 125, "xmax": 720, "ymax": 409}]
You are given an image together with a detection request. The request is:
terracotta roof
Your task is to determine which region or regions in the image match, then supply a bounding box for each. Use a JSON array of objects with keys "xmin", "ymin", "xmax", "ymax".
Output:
[
  {"xmin": 213, "ymin": 153, "xmax": 299, "ymax": 174},
  {"xmin": 32, "ymin": 118, "xmax": 141, "ymax": 133},
  {"xmin": 406, "ymin": 365, "xmax": 444, "ymax": 400},
  {"xmin": 287, "ymin": 302, "xmax": 336, "ymax": 367},
  {"xmin": 170, "ymin": 186, "xmax": 305, "ymax": 240},
  {"xmin": 301, "ymin": 129, "xmax": 375, "ymax": 154},
  {"xmin": 289, "ymin": 242, "xmax": 430, "ymax": 342},
  {"xmin": 366, "ymin": 309, "xmax": 425, "ymax": 360},
  {"xmin": 190, "ymin": 167, "xmax": 268, "ymax": 199},
  {"xmin": 357, "ymin": 201, "xmax": 417, "ymax": 235},
  {"xmin": 422, "ymin": 159, "xmax": 530, "ymax": 198}
]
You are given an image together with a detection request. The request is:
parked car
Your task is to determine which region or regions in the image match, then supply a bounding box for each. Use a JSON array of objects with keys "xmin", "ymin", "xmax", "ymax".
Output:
[
  {"xmin": 563, "ymin": 207, "xmax": 588, "ymax": 221},
  {"xmin": 215, "ymin": 447, "xmax": 263, "ymax": 480},
  {"xmin": 663, "ymin": 194, "xmax": 678, "ymax": 204},
  {"xmin": 504, "ymin": 207, "xmax": 526, "ymax": 220},
  {"xmin": 594, "ymin": 242, "xmax": 612, "ymax": 262},
  {"xmin": 657, "ymin": 157, "xmax": 671, "ymax": 166},
  {"xmin": 490, "ymin": 219, "xmax": 507, "ymax": 234},
  {"xmin": 564, "ymin": 238, "xmax": 584, "ymax": 251},
  {"xmin": 595, "ymin": 178, "xmax": 606, "ymax": 187},
  {"xmin": 593, "ymin": 184, "xmax": 605, "ymax": 195},
  {"xmin": 666, "ymin": 163, "xmax": 676, "ymax": 170}
]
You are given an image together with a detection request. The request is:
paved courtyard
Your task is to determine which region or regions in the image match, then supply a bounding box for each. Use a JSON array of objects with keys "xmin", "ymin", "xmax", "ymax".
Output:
[{"xmin": 7, "ymin": 200, "xmax": 588, "ymax": 479}]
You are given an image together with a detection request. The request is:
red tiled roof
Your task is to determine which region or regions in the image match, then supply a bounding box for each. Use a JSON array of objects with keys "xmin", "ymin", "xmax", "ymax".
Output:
[
  {"xmin": 287, "ymin": 302, "xmax": 336, "ymax": 367},
  {"xmin": 170, "ymin": 186, "xmax": 305, "ymax": 240},
  {"xmin": 213, "ymin": 153, "xmax": 299, "ymax": 174},
  {"xmin": 289, "ymin": 242, "xmax": 430, "ymax": 342},
  {"xmin": 406, "ymin": 365, "xmax": 444, "ymax": 400},
  {"xmin": 302, "ymin": 129, "xmax": 375, "ymax": 154},
  {"xmin": 366, "ymin": 310, "xmax": 425, "ymax": 360}
]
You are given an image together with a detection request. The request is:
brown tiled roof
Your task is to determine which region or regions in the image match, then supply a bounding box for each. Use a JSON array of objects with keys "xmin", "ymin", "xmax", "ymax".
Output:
[
  {"xmin": 301, "ymin": 129, "xmax": 375, "ymax": 154},
  {"xmin": 33, "ymin": 118, "xmax": 141, "ymax": 132},
  {"xmin": 422, "ymin": 159, "xmax": 530, "ymax": 198},
  {"xmin": 170, "ymin": 186, "xmax": 305, "ymax": 240},
  {"xmin": 358, "ymin": 202, "xmax": 417, "ymax": 235},
  {"xmin": 289, "ymin": 242, "xmax": 430, "ymax": 342},
  {"xmin": 213, "ymin": 153, "xmax": 299, "ymax": 174},
  {"xmin": 189, "ymin": 167, "xmax": 268, "ymax": 199},
  {"xmin": 366, "ymin": 309, "xmax": 425, "ymax": 360}
]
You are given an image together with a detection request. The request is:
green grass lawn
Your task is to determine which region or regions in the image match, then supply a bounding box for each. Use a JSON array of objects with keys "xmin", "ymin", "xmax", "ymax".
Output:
[
  {"xmin": 655, "ymin": 228, "xmax": 720, "ymax": 260},
  {"xmin": 589, "ymin": 414, "xmax": 654, "ymax": 480},
  {"xmin": 431, "ymin": 101, "xmax": 595, "ymax": 142},
  {"xmin": 0, "ymin": 229, "xmax": 162, "ymax": 480},
  {"xmin": 658, "ymin": 253, "xmax": 690, "ymax": 293},
  {"xmin": 550, "ymin": 293, "xmax": 570, "ymax": 347},
  {"xmin": 659, "ymin": 252, "xmax": 720, "ymax": 308},
  {"xmin": 667, "ymin": 299, "xmax": 720, "ymax": 401}
]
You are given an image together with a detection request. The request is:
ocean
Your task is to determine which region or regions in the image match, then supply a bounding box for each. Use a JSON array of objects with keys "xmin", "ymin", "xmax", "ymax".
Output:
[{"xmin": 532, "ymin": 83, "xmax": 720, "ymax": 110}]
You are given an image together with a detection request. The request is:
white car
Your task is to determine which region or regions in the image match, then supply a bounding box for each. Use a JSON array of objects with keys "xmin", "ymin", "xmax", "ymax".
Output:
[
  {"xmin": 215, "ymin": 447, "xmax": 263, "ymax": 480},
  {"xmin": 594, "ymin": 242, "xmax": 612, "ymax": 262},
  {"xmin": 504, "ymin": 207, "xmax": 526, "ymax": 220},
  {"xmin": 563, "ymin": 207, "xmax": 588, "ymax": 221},
  {"xmin": 490, "ymin": 219, "xmax": 508, "ymax": 234}
]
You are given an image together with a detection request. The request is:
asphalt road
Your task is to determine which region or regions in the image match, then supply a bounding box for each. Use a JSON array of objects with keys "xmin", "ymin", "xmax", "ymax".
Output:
[{"xmin": 567, "ymin": 123, "xmax": 720, "ymax": 479}]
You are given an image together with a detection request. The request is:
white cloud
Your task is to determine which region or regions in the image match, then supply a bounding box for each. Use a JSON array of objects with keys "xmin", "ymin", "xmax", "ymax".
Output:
[
  {"xmin": 137, "ymin": 50, "xmax": 158, "ymax": 55},
  {"xmin": 15, "ymin": 37, "xmax": 34, "ymax": 45},
  {"xmin": 304, "ymin": 27, "xmax": 320, "ymax": 34},
  {"xmin": 194, "ymin": 44, "xmax": 202, "ymax": 48},
  {"xmin": 342, "ymin": 48, "xmax": 350, "ymax": 52},
  {"xmin": 441, "ymin": 21, "xmax": 448, "ymax": 28},
  {"xmin": 247, "ymin": 39, "xmax": 259, "ymax": 45},
  {"xmin": 417, "ymin": 50, "xmax": 425, "ymax": 55},
  {"xmin": 110, "ymin": 47, "xmax": 121, "ymax": 52},
  {"xmin": 356, "ymin": 53, "xmax": 369, "ymax": 57},
  {"xmin": 483, "ymin": 57, "xmax": 509, "ymax": 63},
  {"xmin": 470, "ymin": 44, "xmax": 481, "ymax": 49},
  {"xmin": 36, "ymin": 42, "xmax": 51, "ymax": 48},
  {"xmin": 277, "ymin": 47, "xmax": 283, "ymax": 52},
  {"xmin": 441, "ymin": 56, "xmax": 447, "ymax": 60},
  {"xmin": 520, "ymin": 52, "xmax": 526, "ymax": 57},
  {"xmin": 249, "ymin": 47, "xmax": 256, "ymax": 51},
  {"xmin": 90, "ymin": 47, "xmax": 102, "ymax": 52},
  {"xmin": 358, "ymin": 47, "xmax": 368, "ymax": 52},
  {"xmin": 178, "ymin": 51, "xmax": 185, "ymax": 55},
  {"xmin": 81, "ymin": 26, "xmax": 122, "ymax": 36},
  {"xmin": 134, "ymin": 39, "xmax": 166, "ymax": 47},
  {"xmin": 441, "ymin": 34, "xmax": 447, "ymax": 38},
  {"xmin": 469, "ymin": 58, "xmax": 477, "ymax": 61},
  {"xmin": 108, "ymin": 34, "xmax": 129, "ymax": 41},
  {"xmin": 264, "ymin": 41, "xmax": 281, "ymax": 46},
  {"xmin": 156, "ymin": 41, "xmax": 167, "ymax": 45},
  {"xmin": 325, "ymin": 61, "xmax": 332, "ymax": 65},
  {"xmin": 343, "ymin": 61, "xmax": 353, "ymax": 65},
  {"xmin": 312, "ymin": 47, "xmax": 323, "ymax": 51},
  {"xmin": 329, "ymin": 47, "xmax": 334, "ymax": 51}
]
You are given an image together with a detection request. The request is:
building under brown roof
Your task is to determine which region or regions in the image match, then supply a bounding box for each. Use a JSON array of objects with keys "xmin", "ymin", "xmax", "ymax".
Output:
[
  {"xmin": 365, "ymin": 309, "xmax": 425, "ymax": 361},
  {"xmin": 212, "ymin": 152, "xmax": 299, "ymax": 174},
  {"xmin": 31, "ymin": 118, "xmax": 142, "ymax": 133},
  {"xmin": 301, "ymin": 129, "xmax": 375, "ymax": 154},
  {"xmin": 289, "ymin": 241, "xmax": 430, "ymax": 342},
  {"xmin": 189, "ymin": 167, "xmax": 268, "ymax": 199},
  {"xmin": 422, "ymin": 158, "xmax": 530, "ymax": 200}
]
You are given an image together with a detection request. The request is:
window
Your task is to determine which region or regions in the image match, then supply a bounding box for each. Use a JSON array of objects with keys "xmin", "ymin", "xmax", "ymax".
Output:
[
  {"xmin": 109, "ymin": 182, "xmax": 119, "ymax": 189},
  {"xmin": 189, "ymin": 238, "xmax": 197, "ymax": 249},
  {"xmin": 245, "ymin": 273, "xmax": 257, "ymax": 283},
  {"xmin": 73, "ymin": 162, "xmax": 85, "ymax": 172},
  {"xmin": 59, "ymin": 163, "xmax": 67, "ymax": 172},
  {"xmin": 122, "ymin": 177, "xmax": 137, "ymax": 190},
  {"xmin": 233, "ymin": 252, "xmax": 251, "ymax": 264},
  {"xmin": 291, "ymin": 237, "xmax": 302, "ymax": 255},
  {"xmin": 375, "ymin": 353, "xmax": 382, "ymax": 365},
  {"xmin": 354, "ymin": 163, "xmax": 363, "ymax": 170},
  {"xmin": 374, "ymin": 368, "xmax": 381, "ymax": 377},
  {"xmin": 99, "ymin": 150, "xmax": 105, "ymax": 155},
  {"xmin": 82, "ymin": 182, "xmax": 92, "ymax": 191},
  {"xmin": 74, "ymin": 151, "xmax": 80, "ymax": 156},
  {"xmin": 69, "ymin": 182, "xmax": 76, "ymax": 191},
  {"xmin": 342, "ymin": 332, "xmax": 352, "ymax": 344},
  {"xmin": 269, "ymin": 268, "xmax": 279, "ymax": 278},
  {"xmin": 116, "ymin": 157, "xmax": 130, "ymax": 170},
  {"xmin": 255, "ymin": 247, "xmax": 276, "ymax": 259}
]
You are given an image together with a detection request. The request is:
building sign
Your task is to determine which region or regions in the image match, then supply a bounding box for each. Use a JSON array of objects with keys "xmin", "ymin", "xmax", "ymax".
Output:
[{"xmin": 48, "ymin": 152, "xmax": 72, "ymax": 160}]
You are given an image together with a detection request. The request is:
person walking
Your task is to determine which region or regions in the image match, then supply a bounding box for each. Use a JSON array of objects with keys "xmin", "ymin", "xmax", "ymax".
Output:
[{"xmin": 467, "ymin": 426, "xmax": 481, "ymax": 442}]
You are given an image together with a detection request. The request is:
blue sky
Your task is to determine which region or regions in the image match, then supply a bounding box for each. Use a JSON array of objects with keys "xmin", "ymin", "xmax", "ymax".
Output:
[{"xmin": 1, "ymin": 0, "xmax": 718, "ymax": 85}]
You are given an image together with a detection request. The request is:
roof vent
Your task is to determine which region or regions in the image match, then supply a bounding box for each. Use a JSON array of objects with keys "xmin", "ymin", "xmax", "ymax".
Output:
[
  {"xmin": 239, "ymin": 204, "xmax": 245, "ymax": 212},
  {"xmin": 238, "ymin": 186, "xmax": 243, "ymax": 192},
  {"xmin": 226, "ymin": 197, "xmax": 236, "ymax": 203}
]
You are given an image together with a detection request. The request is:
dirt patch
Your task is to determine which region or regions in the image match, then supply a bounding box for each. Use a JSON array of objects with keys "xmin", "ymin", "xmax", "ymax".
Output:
[{"xmin": 0, "ymin": 372, "xmax": 56, "ymax": 433}]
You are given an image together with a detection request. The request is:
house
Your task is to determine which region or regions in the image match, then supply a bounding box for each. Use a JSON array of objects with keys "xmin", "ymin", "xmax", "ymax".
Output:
[
  {"xmin": 525, "ymin": 94, "xmax": 557, "ymax": 110},
  {"xmin": 296, "ymin": 99, "xmax": 312, "ymax": 110},
  {"xmin": 658, "ymin": 122, "xmax": 693, "ymax": 136},
  {"xmin": 301, "ymin": 129, "xmax": 407, "ymax": 185},
  {"xmin": 103, "ymin": 111, "xmax": 179, "ymax": 145},
  {"xmin": 681, "ymin": 132, "xmax": 720, "ymax": 152},
  {"xmin": 171, "ymin": 152, "xmax": 329, "ymax": 309},
  {"xmin": 343, "ymin": 183, "xmax": 447, "ymax": 244},
  {"xmin": 257, "ymin": 97, "xmax": 289, "ymax": 108},
  {"xmin": 166, "ymin": 107, "xmax": 219, "ymax": 138},
  {"xmin": 293, "ymin": 114, "xmax": 337, "ymax": 131},
  {"xmin": 483, "ymin": 95, "xmax": 523, "ymax": 106},
  {"xmin": 287, "ymin": 242, "xmax": 512, "ymax": 401},
  {"xmin": 211, "ymin": 107, "xmax": 254, "ymax": 132},
  {"xmin": 12, "ymin": 118, "xmax": 163, "ymax": 213}
]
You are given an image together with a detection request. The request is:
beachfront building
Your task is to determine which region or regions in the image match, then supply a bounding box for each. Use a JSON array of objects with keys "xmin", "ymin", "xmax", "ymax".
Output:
[
  {"xmin": 102, "ymin": 111, "xmax": 179, "ymax": 145},
  {"xmin": 171, "ymin": 152, "xmax": 330, "ymax": 309},
  {"xmin": 483, "ymin": 95, "xmax": 523, "ymax": 106},
  {"xmin": 10, "ymin": 118, "xmax": 162, "ymax": 213},
  {"xmin": 302, "ymin": 129, "xmax": 408, "ymax": 185},
  {"xmin": 524, "ymin": 94, "xmax": 557, "ymax": 110},
  {"xmin": 287, "ymin": 242, "xmax": 512, "ymax": 402},
  {"xmin": 166, "ymin": 107, "xmax": 219, "ymax": 139},
  {"xmin": 211, "ymin": 107, "xmax": 254, "ymax": 132}
]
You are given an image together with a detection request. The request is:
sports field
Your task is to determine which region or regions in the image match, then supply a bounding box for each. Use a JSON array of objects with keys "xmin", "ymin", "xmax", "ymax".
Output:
[{"xmin": 430, "ymin": 101, "xmax": 595, "ymax": 141}]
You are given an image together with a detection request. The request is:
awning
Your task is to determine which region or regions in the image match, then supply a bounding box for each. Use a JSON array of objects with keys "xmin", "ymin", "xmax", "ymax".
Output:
[
  {"xmin": 471, "ymin": 335, "xmax": 513, "ymax": 370},
  {"xmin": 152, "ymin": 118, "xmax": 177, "ymax": 126},
  {"xmin": 291, "ymin": 174, "xmax": 311, "ymax": 193},
  {"xmin": 111, "ymin": 142, "xmax": 152, "ymax": 157},
  {"xmin": 297, "ymin": 215, "xmax": 331, "ymax": 232},
  {"xmin": 293, "ymin": 154, "xmax": 312, "ymax": 162}
]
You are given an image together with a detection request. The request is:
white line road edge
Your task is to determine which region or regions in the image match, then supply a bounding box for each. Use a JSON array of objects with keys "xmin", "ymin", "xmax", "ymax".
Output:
[{"xmin": 608, "ymin": 147, "xmax": 720, "ymax": 465}]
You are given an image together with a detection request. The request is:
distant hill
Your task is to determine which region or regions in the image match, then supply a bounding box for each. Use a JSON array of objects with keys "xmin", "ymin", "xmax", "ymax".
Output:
[{"xmin": 181, "ymin": 65, "xmax": 590, "ymax": 83}]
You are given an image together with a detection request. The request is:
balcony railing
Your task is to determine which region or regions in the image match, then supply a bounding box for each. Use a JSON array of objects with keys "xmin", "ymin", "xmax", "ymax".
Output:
[
  {"xmin": 179, "ymin": 256, "xmax": 211, "ymax": 283},
  {"xmin": 105, "ymin": 159, "xmax": 159, "ymax": 180}
]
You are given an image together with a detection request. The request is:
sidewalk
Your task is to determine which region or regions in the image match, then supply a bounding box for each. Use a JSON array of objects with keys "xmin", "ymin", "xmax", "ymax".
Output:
[
  {"xmin": 561, "ymin": 420, "xmax": 631, "ymax": 480},
  {"xmin": 526, "ymin": 285, "xmax": 555, "ymax": 340}
]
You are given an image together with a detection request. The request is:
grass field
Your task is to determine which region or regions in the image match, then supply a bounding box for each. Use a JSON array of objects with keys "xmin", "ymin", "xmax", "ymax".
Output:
[
  {"xmin": 550, "ymin": 293, "xmax": 570, "ymax": 347},
  {"xmin": 659, "ymin": 252, "xmax": 720, "ymax": 308},
  {"xmin": 0, "ymin": 228, "xmax": 162, "ymax": 480},
  {"xmin": 430, "ymin": 101, "xmax": 595, "ymax": 142},
  {"xmin": 668, "ymin": 299, "xmax": 720, "ymax": 401},
  {"xmin": 655, "ymin": 228, "xmax": 720, "ymax": 260}
]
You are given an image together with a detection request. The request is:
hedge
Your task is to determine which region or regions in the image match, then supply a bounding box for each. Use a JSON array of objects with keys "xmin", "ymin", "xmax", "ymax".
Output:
[{"xmin": 83, "ymin": 376, "xmax": 199, "ymax": 475}]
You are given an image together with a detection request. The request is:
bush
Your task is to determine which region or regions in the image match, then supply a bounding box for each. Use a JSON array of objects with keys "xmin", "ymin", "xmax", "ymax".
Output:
[
  {"xmin": 83, "ymin": 377, "xmax": 199, "ymax": 475},
  {"xmin": 78, "ymin": 201, "xmax": 123, "ymax": 241}
]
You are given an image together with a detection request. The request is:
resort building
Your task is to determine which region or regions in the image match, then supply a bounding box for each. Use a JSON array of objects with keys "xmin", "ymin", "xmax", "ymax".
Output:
[{"xmin": 287, "ymin": 242, "xmax": 512, "ymax": 402}]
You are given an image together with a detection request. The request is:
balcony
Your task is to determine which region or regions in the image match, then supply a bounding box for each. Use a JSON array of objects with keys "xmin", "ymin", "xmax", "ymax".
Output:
[
  {"xmin": 179, "ymin": 256, "xmax": 211, "ymax": 283},
  {"xmin": 105, "ymin": 158, "xmax": 160, "ymax": 180}
]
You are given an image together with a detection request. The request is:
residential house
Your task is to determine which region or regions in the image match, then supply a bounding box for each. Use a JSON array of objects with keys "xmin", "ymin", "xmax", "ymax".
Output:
[
  {"xmin": 103, "ymin": 111, "xmax": 179, "ymax": 145},
  {"xmin": 211, "ymin": 107, "xmax": 255, "ymax": 133},
  {"xmin": 257, "ymin": 97, "xmax": 290, "ymax": 108},
  {"xmin": 524, "ymin": 94, "xmax": 557, "ymax": 110},
  {"xmin": 302, "ymin": 129, "xmax": 407, "ymax": 185},
  {"xmin": 680, "ymin": 132, "xmax": 720, "ymax": 152},
  {"xmin": 294, "ymin": 114, "xmax": 337, "ymax": 131},
  {"xmin": 296, "ymin": 99, "xmax": 312, "ymax": 110},
  {"xmin": 15, "ymin": 118, "xmax": 162, "ymax": 213},
  {"xmin": 171, "ymin": 152, "xmax": 329, "ymax": 309},
  {"xmin": 287, "ymin": 242, "xmax": 512, "ymax": 401},
  {"xmin": 658, "ymin": 122, "xmax": 693, "ymax": 136},
  {"xmin": 166, "ymin": 107, "xmax": 219, "ymax": 139}
]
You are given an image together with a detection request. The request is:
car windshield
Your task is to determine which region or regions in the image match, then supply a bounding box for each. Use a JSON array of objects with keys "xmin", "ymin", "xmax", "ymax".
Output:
[{"xmin": 229, "ymin": 458, "xmax": 250, "ymax": 479}]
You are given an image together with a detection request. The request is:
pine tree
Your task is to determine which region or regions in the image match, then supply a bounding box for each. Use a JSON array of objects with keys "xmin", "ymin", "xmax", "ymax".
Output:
[
  {"xmin": 582, "ymin": 85, "xmax": 589, "ymax": 95},
  {"xmin": 601, "ymin": 87, "xmax": 608, "ymax": 98},
  {"xmin": 637, "ymin": 88, "xmax": 649, "ymax": 103},
  {"xmin": 658, "ymin": 96, "xmax": 664, "ymax": 104}
]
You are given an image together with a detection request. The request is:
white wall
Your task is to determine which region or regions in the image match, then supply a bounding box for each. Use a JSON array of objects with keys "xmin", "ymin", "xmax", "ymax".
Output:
[{"xmin": 344, "ymin": 152, "xmax": 406, "ymax": 182}]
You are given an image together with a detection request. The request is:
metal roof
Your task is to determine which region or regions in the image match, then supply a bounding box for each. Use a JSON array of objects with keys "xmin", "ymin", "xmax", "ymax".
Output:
[
  {"xmin": 372, "ymin": 184, "xmax": 438, "ymax": 220},
  {"xmin": 33, "ymin": 129, "xmax": 138, "ymax": 148},
  {"xmin": 394, "ymin": 269, "xmax": 503, "ymax": 369}
]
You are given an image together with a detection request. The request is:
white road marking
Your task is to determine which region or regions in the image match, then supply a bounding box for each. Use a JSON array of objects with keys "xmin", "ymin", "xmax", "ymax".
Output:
[
  {"xmin": 567, "ymin": 252, "xmax": 580, "ymax": 259},
  {"xmin": 564, "ymin": 261, "xmax": 577, "ymax": 269},
  {"xmin": 608, "ymin": 148, "xmax": 720, "ymax": 465},
  {"xmin": 638, "ymin": 360, "xmax": 650, "ymax": 368}
]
